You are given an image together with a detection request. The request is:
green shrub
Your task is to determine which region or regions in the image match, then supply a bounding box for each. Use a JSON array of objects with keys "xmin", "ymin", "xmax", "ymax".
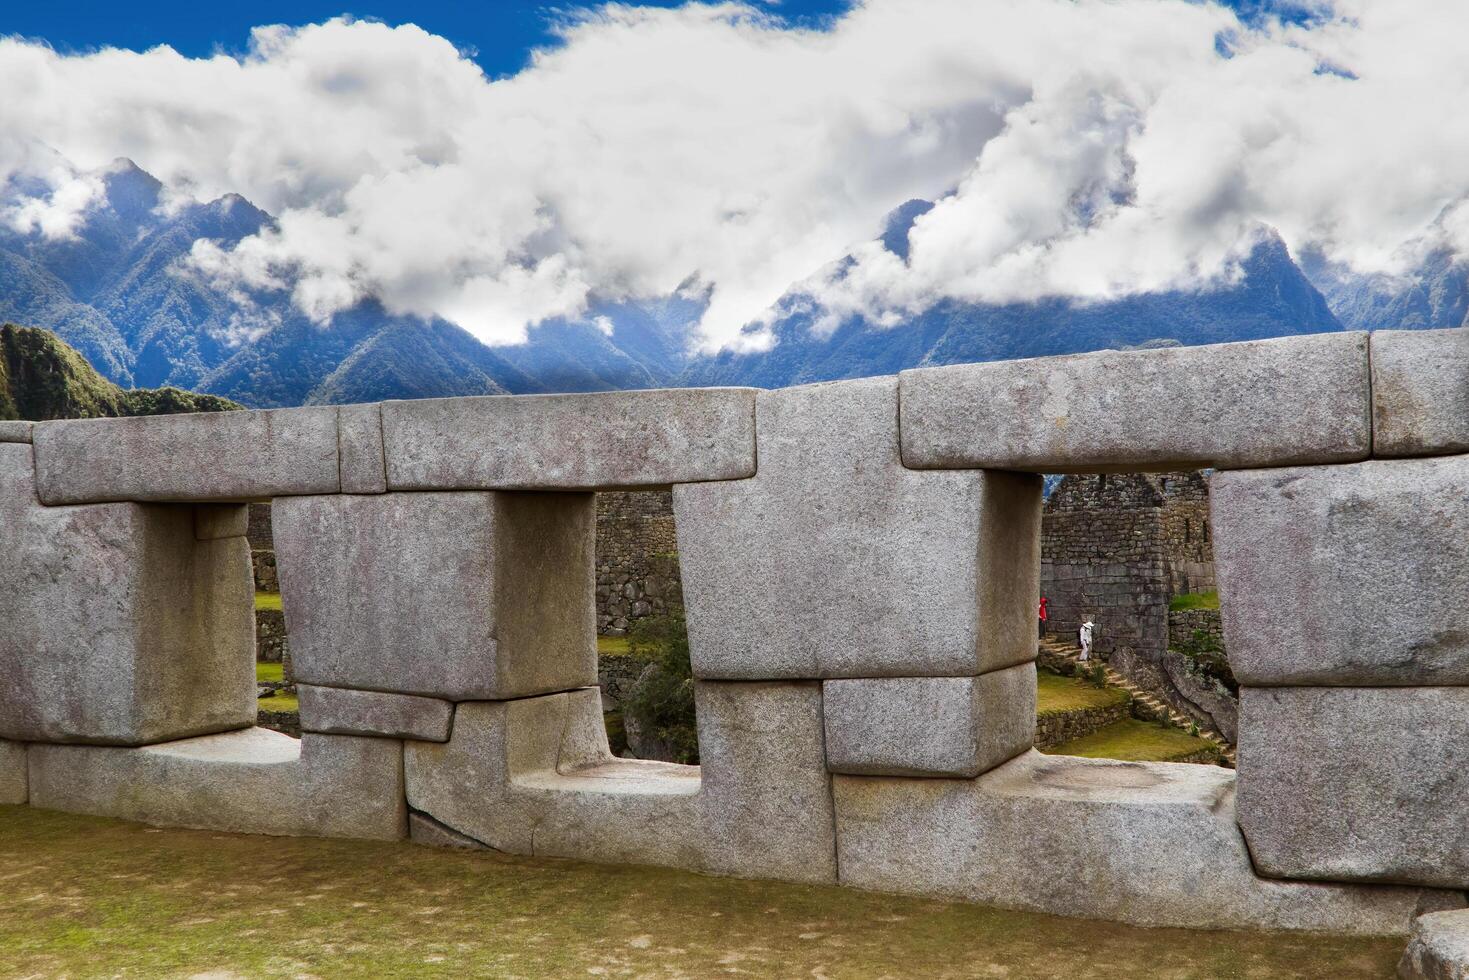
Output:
[
  {"xmin": 624, "ymin": 613, "xmax": 699, "ymax": 764},
  {"xmin": 1082, "ymin": 662, "xmax": 1107, "ymax": 688}
]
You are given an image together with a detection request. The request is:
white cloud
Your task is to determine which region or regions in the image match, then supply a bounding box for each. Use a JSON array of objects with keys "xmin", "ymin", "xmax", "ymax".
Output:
[{"xmin": 0, "ymin": 1, "xmax": 1465, "ymax": 351}]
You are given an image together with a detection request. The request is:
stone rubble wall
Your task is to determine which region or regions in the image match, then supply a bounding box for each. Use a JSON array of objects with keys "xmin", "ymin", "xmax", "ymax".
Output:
[
  {"xmin": 4, "ymin": 331, "xmax": 1467, "ymax": 944},
  {"xmin": 594, "ymin": 491, "xmax": 683, "ymax": 634},
  {"xmin": 1033, "ymin": 701, "xmax": 1132, "ymax": 750},
  {"xmin": 1169, "ymin": 608, "xmax": 1225, "ymax": 649}
]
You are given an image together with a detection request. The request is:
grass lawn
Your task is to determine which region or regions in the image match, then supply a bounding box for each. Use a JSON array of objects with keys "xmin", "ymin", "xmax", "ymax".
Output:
[
  {"xmin": 1036, "ymin": 668, "xmax": 1131, "ymax": 715},
  {"xmin": 255, "ymin": 662, "xmax": 284, "ymax": 684},
  {"xmin": 256, "ymin": 692, "xmax": 298, "ymax": 713},
  {"xmin": 1043, "ymin": 718, "xmax": 1218, "ymax": 763},
  {"xmin": 1169, "ymin": 590, "xmax": 1220, "ymax": 612},
  {"xmin": 597, "ymin": 633, "xmax": 633, "ymax": 657},
  {"xmin": 0, "ymin": 806, "xmax": 1398, "ymax": 978},
  {"xmin": 255, "ymin": 591, "xmax": 282, "ymax": 612}
]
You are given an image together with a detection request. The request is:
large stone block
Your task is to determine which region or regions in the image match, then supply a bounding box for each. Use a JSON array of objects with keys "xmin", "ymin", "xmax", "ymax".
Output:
[
  {"xmin": 275, "ymin": 491, "xmax": 595, "ymax": 700},
  {"xmin": 337, "ymin": 403, "xmax": 387, "ymax": 494},
  {"xmin": 0, "ymin": 740, "xmax": 25, "ymax": 804},
  {"xmin": 0, "ymin": 444, "xmax": 255, "ymax": 745},
  {"xmin": 823, "ymin": 665, "xmax": 1035, "ymax": 777},
  {"xmin": 0, "ymin": 420, "xmax": 32, "ymax": 443},
  {"xmin": 193, "ymin": 503, "xmax": 249, "ymax": 540},
  {"xmin": 674, "ymin": 377, "xmax": 1041, "ymax": 679},
  {"xmin": 405, "ymin": 682, "xmax": 836, "ymax": 884},
  {"xmin": 409, "ymin": 811, "xmax": 493, "ymax": 850},
  {"xmin": 382, "ymin": 388, "xmax": 756, "ymax": 491},
  {"xmin": 899, "ymin": 332, "xmax": 1371, "ymax": 472},
  {"xmin": 298, "ymin": 685, "xmax": 453, "ymax": 742},
  {"xmin": 1401, "ymin": 909, "xmax": 1469, "ymax": 980},
  {"xmin": 1214, "ymin": 457, "xmax": 1469, "ymax": 686},
  {"xmin": 28, "ymin": 728, "xmax": 405, "ymax": 839},
  {"xmin": 1237, "ymin": 687, "xmax": 1469, "ymax": 888},
  {"xmin": 1372, "ymin": 328, "xmax": 1469, "ymax": 458},
  {"xmin": 32, "ymin": 406, "xmax": 340, "ymax": 504},
  {"xmin": 834, "ymin": 751, "xmax": 1462, "ymax": 935}
]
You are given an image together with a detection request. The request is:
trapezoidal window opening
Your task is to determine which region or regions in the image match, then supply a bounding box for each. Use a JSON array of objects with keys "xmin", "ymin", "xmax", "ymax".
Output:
[
  {"xmin": 248, "ymin": 501, "xmax": 298, "ymax": 738},
  {"xmin": 1035, "ymin": 469, "xmax": 1234, "ymax": 768},
  {"xmin": 593, "ymin": 489, "xmax": 697, "ymax": 765}
]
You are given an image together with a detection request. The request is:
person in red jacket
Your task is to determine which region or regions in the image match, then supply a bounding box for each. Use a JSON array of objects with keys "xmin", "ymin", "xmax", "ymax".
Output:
[{"xmin": 1038, "ymin": 597, "xmax": 1049, "ymax": 639}]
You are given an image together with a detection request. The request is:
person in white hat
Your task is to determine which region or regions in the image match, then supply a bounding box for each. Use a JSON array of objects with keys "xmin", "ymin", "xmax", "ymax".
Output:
[{"xmin": 1078, "ymin": 619, "xmax": 1095, "ymax": 662}]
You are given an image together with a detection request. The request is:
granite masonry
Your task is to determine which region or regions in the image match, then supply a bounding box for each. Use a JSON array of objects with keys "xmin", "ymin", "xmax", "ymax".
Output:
[{"xmin": 3, "ymin": 332, "xmax": 1467, "ymax": 950}]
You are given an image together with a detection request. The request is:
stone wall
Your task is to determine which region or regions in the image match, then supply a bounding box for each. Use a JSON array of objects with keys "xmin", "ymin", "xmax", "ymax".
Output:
[
  {"xmin": 1170, "ymin": 608, "xmax": 1225, "ymax": 649},
  {"xmin": 595, "ymin": 491, "xmax": 684, "ymax": 634},
  {"xmin": 14, "ymin": 335, "xmax": 1469, "ymax": 941},
  {"xmin": 1035, "ymin": 701, "xmax": 1132, "ymax": 750}
]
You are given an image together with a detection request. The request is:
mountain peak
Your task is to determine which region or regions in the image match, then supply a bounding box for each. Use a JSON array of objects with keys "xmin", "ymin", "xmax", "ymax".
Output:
[{"xmin": 101, "ymin": 159, "xmax": 163, "ymax": 223}]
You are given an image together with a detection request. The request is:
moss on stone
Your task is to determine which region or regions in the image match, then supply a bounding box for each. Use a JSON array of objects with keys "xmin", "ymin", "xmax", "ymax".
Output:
[{"xmin": 0, "ymin": 806, "xmax": 1400, "ymax": 977}]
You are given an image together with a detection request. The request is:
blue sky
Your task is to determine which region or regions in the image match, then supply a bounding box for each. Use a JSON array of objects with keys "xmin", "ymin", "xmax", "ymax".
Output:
[{"xmin": 3, "ymin": 0, "xmax": 855, "ymax": 77}]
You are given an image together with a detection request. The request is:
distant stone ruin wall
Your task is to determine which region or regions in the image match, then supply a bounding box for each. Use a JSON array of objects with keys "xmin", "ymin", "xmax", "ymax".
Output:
[
  {"xmin": 595, "ymin": 491, "xmax": 684, "ymax": 634},
  {"xmin": 1169, "ymin": 608, "xmax": 1225, "ymax": 649}
]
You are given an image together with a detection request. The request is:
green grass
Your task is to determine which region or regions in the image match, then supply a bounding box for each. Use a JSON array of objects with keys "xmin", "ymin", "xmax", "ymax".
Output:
[
  {"xmin": 1036, "ymin": 669, "xmax": 1130, "ymax": 715},
  {"xmin": 1044, "ymin": 718, "xmax": 1219, "ymax": 763},
  {"xmin": 1169, "ymin": 590, "xmax": 1220, "ymax": 612},
  {"xmin": 0, "ymin": 806, "xmax": 1399, "ymax": 978},
  {"xmin": 255, "ymin": 662, "xmax": 283, "ymax": 684},
  {"xmin": 597, "ymin": 634, "xmax": 632, "ymax": 657},
  {"xmin": 254, "ymin": 591, "xmax": 282, "ymax": 612},
  {"xmin": 256, "ymin": 693, "xmax": 298, "ymax": 713}
]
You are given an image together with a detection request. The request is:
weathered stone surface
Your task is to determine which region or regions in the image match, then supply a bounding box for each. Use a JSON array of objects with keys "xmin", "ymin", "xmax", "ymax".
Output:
[
  {"xmin": 382, "ymin": 388, "xmax": 756, "ymax": 491},
  {"xmin": 1237, "ymin": 687, "xmax": 1469, "ymax": 888},
  {"xmin": 337, "ymin": 403, "xmax": 387, "ymax": 494},
  {"xmin": 899, "ymin": 332, "xmax": 1371, "ymax": 472},
  {"xmin": 275, "ymin": 491, "xmax": 595, "ymax": 700},
  {"xmin": 0, "ymin": 740, "xmax": 25, "ymax": 804},
  {"xmin": 0, "ymin": 444, "xmax": 255, "ymax": 745},
  {"xmin": 675, "ymin": 377, "xmax": 1041, "ymax": 679},
  {"xmin": 409, "ymin": 810, "xmax": 493, "ymax": 850},
  {"xmin": 32, "ymin": 406, "xmax": 340, "ymax": 504},
  {"xmin": 299, "ymin": 685, "xmax": 453, "ymax": 742},
  {"xmin": 193, "ymin": 503, "xmax": 249, "ymax": 540},
  {"xmin": 1401, "ymin": 909, "xmax": 1469, "ymax": 980},
  {"xmin": 835, "ymin": 751, "xmax": 1462, "ymax": 934},
  {"xmin": 406, "ymin": 682, "xmax": 836, "ymax": 884},
  {"xmin": 28, "ymin": 729, "xmax": 405, "ymax": 839},
  {"xmin": 1214, "ymin": 457, "xmax": 1469, "ymax": 686},
  {"xmin": 823, "ymin": 665, "xmax": 1035, "ymax": 777},
  {"xmin": 1372, "ymin": 328, "xmax": 1469, "ymax": 458},
  {"xmin": 0, "ymin": 420, "xmax": 32, "ymax": 443}
]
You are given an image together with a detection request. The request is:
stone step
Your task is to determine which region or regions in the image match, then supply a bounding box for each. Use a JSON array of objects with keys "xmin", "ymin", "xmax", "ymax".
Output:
[{"xmin": 1037, "ymin": 639, "xmax": 1237, "ymax": 768}]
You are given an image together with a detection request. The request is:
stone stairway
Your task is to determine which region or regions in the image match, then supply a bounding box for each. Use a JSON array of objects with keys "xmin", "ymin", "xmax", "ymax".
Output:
[{"xmin": 1038, "ymin": 637, "xmax": 1238, "ymax": 768}]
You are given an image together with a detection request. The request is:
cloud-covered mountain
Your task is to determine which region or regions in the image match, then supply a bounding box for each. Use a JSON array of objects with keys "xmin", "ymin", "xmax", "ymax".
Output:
[
  {"xmin": 684, "ymin": 209, "xmax": 1345, "ymax": 388},
  {"xmin": 1, "ymin": 160, "xmax": 1461, "ymax": 407}
]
